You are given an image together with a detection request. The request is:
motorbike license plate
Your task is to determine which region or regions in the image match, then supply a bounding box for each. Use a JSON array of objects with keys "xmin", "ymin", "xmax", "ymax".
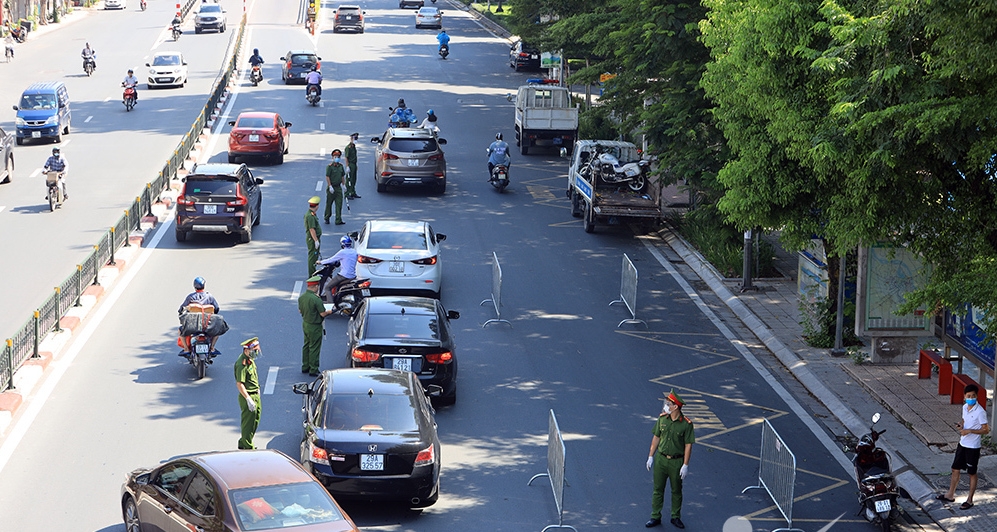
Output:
[
  {"xmin": 874, "ymin": 499, "xmax": 891, "ymax": 513},
  {"xmin": 249, "ymin": 134, "xmax": 260, "ymax": 142},
  {"xmin": 391, "ymin": 358, "xmax": 412, "ymax": 372},
  {"xmin": 361, "ymin": 288, "xmax": 370, "ymax": 297},
  {"xmin": 32, "ymin": 131, "xmax": 41, "ymax": 138},
  {"xmin": 360, "ymin": 454, "xmax": 384, "ymax": 471},
  {"xmin": 389, "ymin": 261, "xmax": 405, "ymax": 273},
  {"xmin": 407, "ymin": 159, "xmax": 419, "ymax": 167},
  {"xmin": 194, "ymin": 343, "xmax": 209, "ymax": 354},
  {"xmin": 203, "ymin": 204, "xmax": 217, "ymax": 214}
]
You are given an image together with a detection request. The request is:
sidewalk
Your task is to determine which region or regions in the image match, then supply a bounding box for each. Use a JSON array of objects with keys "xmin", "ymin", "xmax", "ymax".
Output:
[
  {"xmin": 8, "ymin": 3, "xmax": 94, "ymax": 41},
  {"xmin": 654, "ymin": 227, "xmax": 997, "ymax": 532}
]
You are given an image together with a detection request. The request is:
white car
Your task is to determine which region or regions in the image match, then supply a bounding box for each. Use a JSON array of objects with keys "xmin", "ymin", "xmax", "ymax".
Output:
[
  {"xmin": 353, "ymin": 220, "xmax": 445, "ymax": 297},
  {"xmin": 104, "ymin": 0, "xmax": 126, "ymax": 9},
  {"xmin": 145, "ymin": 52, "xmax": 188, "ymax": 88},
  {"xmin": 415, "ymin": 7, "xmax": 442, "ymax": 29}
]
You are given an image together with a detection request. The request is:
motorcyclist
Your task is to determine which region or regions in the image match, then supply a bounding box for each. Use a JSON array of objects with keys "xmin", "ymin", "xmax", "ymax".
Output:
[
  {"xmin": 4, "ymin": 32, "xmax": 14, "ymax": 59},
  {"xmin": 390, "ymin": 98, "xmax": 417, "ymax": 127},
  {"xmin": 171, "ymin": 14, "xmax": 183, "ymax": 37},
  {"xmin": 81, "ymin": 42, "xmax": 96, "ymax": 71},
  {"xmin": 305, "ymin": 66, "xmax": 322, "ymax": 97},
  {"xmin": 43, "ymin": 147, "xmax": 68, "ymax": 200},
  {"xmin": 419, "ymin": 109, "xmax": 439, "ymax": 132},
  {"xmin": 316, "ymin": 235, "xmax": 359, "ymax": 301},
  {"xmin": 487, "ymin": 132, "xmax": 511, "ymax": 178},
  {"xmin": 437, "ymin": 30, "xmax": 450, "ymax": 53},
  {"xmin": 248, "ymin": 48, "xmax": 264, "ymax": 79},
  {"xmin": 122, "ymin": 69, "xmax": 140, "ymax": 100},
  {"xmin": 178, "ymin": 276, "xmax": 221, "ymax": 355}
]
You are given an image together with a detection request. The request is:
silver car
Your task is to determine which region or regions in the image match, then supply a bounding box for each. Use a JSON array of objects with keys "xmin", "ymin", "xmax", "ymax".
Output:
[
  {"xmin": 370, "ymin": 128, "xmax": 448, "ymax": 194},
  {"xmin": 352, "ymin": 220, "xmax": 446, "ymax": 297}
]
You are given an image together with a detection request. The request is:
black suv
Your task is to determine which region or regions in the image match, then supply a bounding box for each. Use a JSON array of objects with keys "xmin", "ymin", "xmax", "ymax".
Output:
[
  {"xmin": 509, "ymin": 41, "xmax": 541, "ymax": 71},
  {"xmin": 332, "ymin": 5, "xmax": 365, "ymax": 33},
  {"xmin": 0, "ymin": 126, "xmax": 13, "ymax": 184},
  {"xmin": 175, "ymin": 163, "xmax": 263, "ymax": 243}
]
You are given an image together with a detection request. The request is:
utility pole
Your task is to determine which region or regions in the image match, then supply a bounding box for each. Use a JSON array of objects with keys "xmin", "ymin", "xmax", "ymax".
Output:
[
  {"xmin": 830, "ymin": 253, "xmax": 847, "ymax": 357},
  {"xmin": 740, "ymin": 229, "xmax": 756, "ymax": 292}
]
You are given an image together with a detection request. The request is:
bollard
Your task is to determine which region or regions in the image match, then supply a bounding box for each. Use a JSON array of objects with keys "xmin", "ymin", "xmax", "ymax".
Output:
[
  {"xmin": 33, "ymin": 310, "xmax": 40, "ymax": 358},
  {"xmin": 74, "ymin": 264, "xmax": 83, "ymax": 306},
  {"xmin": 124, "ymin": 209, "xmax": 132, "ymax": 247},
  {"xmin": 5, "ymin": 339, "xmax": 13, "ymax": 391},
  {"xmin": 92, "ymin": 245, "xmax": 100, "ymax": 286},
  {"xmin": 54, "ymin": 287, "xmax": 62, "ymax": 332},
  {"xmin": 146, "ymin": 184, "xmax": 154, "ymax": 216},
  {"xmin": 109, "ymin": 227, "xmax": 117, "ymax": 266}
]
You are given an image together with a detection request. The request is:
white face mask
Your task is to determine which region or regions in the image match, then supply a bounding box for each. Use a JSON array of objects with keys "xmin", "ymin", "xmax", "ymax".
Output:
[{"xmin": 662, "ymin": 403, "xmax": 673, "ymax": 415}]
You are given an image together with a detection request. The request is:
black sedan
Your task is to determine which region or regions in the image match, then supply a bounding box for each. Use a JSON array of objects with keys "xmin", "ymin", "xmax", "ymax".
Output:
[
  {"xmin": 293, "ymin": 368, "xmax": 442, "ymax": 507},
  {"xmin": 346, "ymin": 296, "xmax": 459, "ymax": 405}
]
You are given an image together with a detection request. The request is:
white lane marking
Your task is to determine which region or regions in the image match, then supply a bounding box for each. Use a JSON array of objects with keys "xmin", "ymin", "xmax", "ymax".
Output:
[
  {"xmin": 103, "ymin": 96, "xmax": 112, "ymax": 103},
  {"xmin": 319, "ymin": 123, "xmax": 325, "ymax": 131},
  {"xmin": 315, "ymin": 180, "xmax": 323, "ymax": 192},
  {"xmin": 29, "ymin": 168, "xmax": 41, "ymax": 178},
  {"xmin": 60, "ymin": 139, "xmax": 71, "ymax": 148},
  {"xmin": 84, "ymin": 116, "xmax": 93, "ymax": 123},
  {"xmin": 0, "ymin": 206, "xmax": 5, "ymax": 213},
  {"xmin": 263, "ymin": 366, "xmax": 279, "ymax": 395},
  {"xmin": 319, "ymin": 148, "xmax": 326, "ymax": 157},
  {"xmin": 319, "ymin": 101, "xmax": 324, "ymax": 108},
  {"xmin": 290, "ymin": 281, "xmax": 303, "ymax": 300}
]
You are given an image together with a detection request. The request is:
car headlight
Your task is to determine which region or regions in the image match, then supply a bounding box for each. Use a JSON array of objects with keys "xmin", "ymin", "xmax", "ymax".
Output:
[
  {"xmin": 44, "ymin": 115, "xmax": 58, "ymax": 125},
  {"xmin": 149, "ymin": 68, "xmax": 157, "ymax": 75},
  {"xmin": 15, "ymin": 117, "xmax": 25, "ymax": 126}
]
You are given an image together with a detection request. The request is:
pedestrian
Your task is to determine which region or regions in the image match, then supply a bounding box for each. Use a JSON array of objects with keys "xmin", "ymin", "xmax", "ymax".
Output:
[
  {"xmin": 344, "ymin": 133, "xmax": 360, "ymax": 199},
  {"xmin": 235, "ymin": 337, "xmax": 262, "ymax": 449},
  {"xmin": 937, "ymin": 383, "xmax": 990, "ymax": 509},
  {"xmin": 299, "ymin": 275, "xmax": 334, "ymax": 376},
  {"xmin": 305, "ymin": 196, "xmax": 322, "ymax": 276},
  {"xmin": 324, "ymin": 150, "xmax": 346, "ymax": 225},
  {"xmin": 646, "ymin": 390, "xmax": 694, "ymax": 529}
]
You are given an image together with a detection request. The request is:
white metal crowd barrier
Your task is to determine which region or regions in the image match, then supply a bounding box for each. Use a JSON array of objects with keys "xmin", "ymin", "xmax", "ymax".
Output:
[
  {"xmin": 480, "ymin": 251, "xmax": 511, "ymax": 328},
  {"xmin": 610, "ymin": 253, "xmax": 646, "ymax": 328},
  {"xmin": 742, "ymin": 419, "xmax": 803, "ymax": 532},
  {"xmin": 528, "ymin": 410, "xmax": 576, "ymax": 532}
]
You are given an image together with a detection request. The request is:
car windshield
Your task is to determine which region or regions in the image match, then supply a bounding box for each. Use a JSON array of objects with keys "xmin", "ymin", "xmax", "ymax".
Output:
[
  {"xmin": 237, "ymin": 117, "xmax": 273, "ymax": 129},
  {"xmin": 418, "ymin": 8, "xmax": 438, "ymax": 14},
  {"xmin": 338, "ymin": 8, "xmax": 359, "ymax": 15},
  {"xmin": 290, "ymin": 54, "xmax": 317, "ymax": 66},
  {"xmin": 325, "ymin": 394, "xmax": 420, "ymax": 432},
  {"xmin": 199, "ymin": 4, "xmax": 221, "ymax": 12},
  {"xmin": 387, "ymin": 138, "xmax": 438, "ymax": 154},
  {"xmin": 185, "ymin": 179, "xmax": 237, "ymax": 196},
  {"xmin": 18, "ymin": 94, "xmax": 57, "ymax": 110},
  {"xmin": 153, "ymin": 55, "xmax": 182, "ymax": 66},
  {"xmin": 365, "ymin": 313, "xmax": 439, "ymax": 341},
  {"xmin": 366, "ymin": 230, "xmax": 427, "ymax": 250},
  {"xmin": 229, "ymin": 482, "xmax": 346, "ymax": 531}
]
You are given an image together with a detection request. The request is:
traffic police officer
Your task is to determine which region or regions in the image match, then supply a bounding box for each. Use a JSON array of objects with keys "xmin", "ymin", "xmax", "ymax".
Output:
[
  {"xmin": 235, "ymin": 337, "xmax": 262, "ymax": 449},
  {"xmin": 305, "ymin": 196, "xmax": 322, "ymax": 276},
  {"xmin": 299, "ymin": 275, "xmax": 334, "ymax": 376},
  {"xmin": 324, "ymin": 150, "xmax": 346, "ymax": 225},
  {"xmin": 646, "ymin": 390, "xmax": 694, "ymax": 529},
  {"xmin": 344, "ymin": 133, "xmax": 360, "ymax": 199}
]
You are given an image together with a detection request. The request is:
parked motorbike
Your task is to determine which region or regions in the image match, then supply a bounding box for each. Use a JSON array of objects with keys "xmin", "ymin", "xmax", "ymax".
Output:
[
  {"xmin": 583, "ymin": 150, "xmax": 649, "ymax": 192},
  {"xmin": 122, "ymin": 85, "xmax": 137, "ymax": 111},
  {"xmin": 45, "ymin": 171, "xmax": 64, "ymax": 212},
  {"xmin": 250, "ymin": 65, "xmax": 263, "ymax": 86},
  {"xmin": 83, "ymin": 57, "xmax": 95, "ymax": 77},
  {"xmin": 439, "ymin": 44, "xmax": 449, "ymax": 59},
  {"xmin": 172, "ymin": 23, "xmax": 182, "ymax": 41},
  {"xmin": 10, "ymin": 26, "xmax": 25, "ymax": 43},
  {"xmin": 316, "ymin": 261, "xmax": 371, "ymax": 317},
  {"xmin": 140, "ymin": 0, "xmax": 147, "ymax": 10},
  {"xmin": 850, "ymin": 413, "xmax": 899, "ymax": 531},
  {"xmin": 489, "ymin": 164, "xmax": 509, "ymax": 192},
  {"xmin": 306, "ymin": 84, "xmax": 321, "ymax": 106}
]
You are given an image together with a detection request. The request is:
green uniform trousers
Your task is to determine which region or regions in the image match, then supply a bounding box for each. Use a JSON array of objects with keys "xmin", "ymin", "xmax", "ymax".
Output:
[
  {"xmin": 238, "ymin": 393, "xmax": 261, "ymax": 449},
  {"xmin": 301, "ymin": 322, "xmax": 323, "ymax": 374},
  {"xmin": 307, "ymin": 246, "xmax": 320, "ymax": 277},
  {"xmin": 345, "ymin": 164, "xmax": 358, "ymax": 197},
  {"xmin": 651, "ymin": 455, "xmax": 683, "ymax": 520},
  {"xmin": 324, "ymin": 187, "xmax": 343, "ymax": 224}
]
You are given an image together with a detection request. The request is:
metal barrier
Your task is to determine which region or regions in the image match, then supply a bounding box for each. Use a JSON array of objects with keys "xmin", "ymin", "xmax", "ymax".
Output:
[
  {"xmin": 0, "ymin": 14, "xmax": 248, "ymax": 394},
  {"xmin": 609, "ymin": 253, "xmax": 646, "ymax": 328},
  {"xmin": 742, "ymin": 419, "xmax": 804, "ymax": 532},
  {"xmin": 479, "ymin": 251, "xmax": 511, "ymax": 328},
  {"xmin": 528, "ymin": 410, "xmax": 577, "ymax": 532}
]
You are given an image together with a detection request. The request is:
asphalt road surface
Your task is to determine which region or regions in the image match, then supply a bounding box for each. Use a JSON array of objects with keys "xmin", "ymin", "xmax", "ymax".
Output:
[{"xmin": 0, "ymin": 1, "xmax": 927, "ymax": 530}]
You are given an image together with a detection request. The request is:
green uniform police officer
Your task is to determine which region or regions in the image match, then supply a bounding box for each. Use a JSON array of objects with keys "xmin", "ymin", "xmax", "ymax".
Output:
[
  {"xmin": 235, "ymin": 337, "xmax": 262, "ymax": 450},
  {"xmin": 344, "ymin": 133, "xmax": 360, "ymax": 199},
  {"xmin": 299, "ymin": 275, "xmax": 334, "ymax": 376},
  {"xmin": 324, "ymin": 150, "xmax": 346, "ymax": 225},
  {"xmin": 305, "ymin": 196, "xmax": 322, "ymax": 276},
  {"xmin": 646, "ymin": 390, "xmax": 694, "ymax": 529}
]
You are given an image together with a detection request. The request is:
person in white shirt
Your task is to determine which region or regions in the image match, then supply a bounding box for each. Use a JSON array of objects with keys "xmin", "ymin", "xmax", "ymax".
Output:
[
  {"xmin": 316, "ymin": 235, "xmax": 358, "ymax": 300},
  {"xmin": 419, "ymin": 109, "xmax": 439, "ymax": 133},
  {"xmin": 4, "ymin": 33, "xmax": 14, "ymax": 59},
  {"xmin": 937, "ymin": 383, "xmax": 989, "ymax": 509},
  {"xmin": 305, "ymin": 67, "xmax": 322, "ymax": 96},
  {"xmin": 122, "ymin": 69, "xmax": 140, "ymax": 100}
]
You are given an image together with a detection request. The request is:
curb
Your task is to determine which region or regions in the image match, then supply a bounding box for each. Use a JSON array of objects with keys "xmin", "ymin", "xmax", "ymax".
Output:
[{"xmin": 449, "ymin": 1, "xmax": 512, "ymax": 40}]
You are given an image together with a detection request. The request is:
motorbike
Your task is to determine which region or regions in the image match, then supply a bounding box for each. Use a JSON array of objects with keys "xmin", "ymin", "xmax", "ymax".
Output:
[
  {"xmin": 316, "ymin": 261, "xmax": 371, "ymax": 317},
  {"xmin": 122, "ymin": 85, "xmax": 137, "ymax": 111},
  {"xmin": 4, "ymin": 45, "xmax": 12, "ymax": 63},
  {"xmin": 489, "ymin": 163, "xmax": 510, "ymax": 192},
  {"xmin": 172, "ymin": 23, "xmax": 182, "ymax": 41},
  {"xmin": 850, "ymin": 413, "xmax": 899, "ymax": 531},
  {"xmin": 140, "ymin": 0, "xmax": 147, "ymax": 10},
  {"xmin": 387, "ymin": 107, "xmax": 415, "ymax": 128},
  {"xmin": 583, "ymin": 150, "xmax": 650, "ymax": 193},
  {"xmin": 250, "ymin": 65, "xmax": 263, "ymax": 86},
  {"xmin": 83, "ymin": 57, "xmax": 95, "ymax": 77},
  {"xmin": 439, "ymin": 44, "xmax": 449, "ymax": 59},
  {"xmin": 185, "ymin": 333, "xmax": 213, "ymax": 380},
  {"xmin": 45, "ymin": 171, "xmax": 64, "ymax": 212},
  {"xmin": 306, "ymin": 84, "xmax": 321, "ymax": 106},
  {"xmin": 10, "ymin": 27, "xmax": 25, "ymax": 43}
]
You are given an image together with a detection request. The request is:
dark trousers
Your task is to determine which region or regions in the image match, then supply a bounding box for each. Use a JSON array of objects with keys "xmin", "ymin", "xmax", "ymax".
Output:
[
  {"xmin": 324, "ymin": 186, "xmax": 343, "ymax": 224},
  {"xmin": 238, "ymin": 393, "xmax": 261, "ymax": 449},
  {"xmin": 650, "ymin": 455, "xmax": 683, "ymax": 520}
]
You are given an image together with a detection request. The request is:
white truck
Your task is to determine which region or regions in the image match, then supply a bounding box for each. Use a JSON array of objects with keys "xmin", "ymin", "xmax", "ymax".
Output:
[
  {"xmin": 513, "ymin": 84, "xmax": 579, "ymax": 155},
  {"xmin": 566, "ymin": 140, "xmax": 662, "ymax": 233}
]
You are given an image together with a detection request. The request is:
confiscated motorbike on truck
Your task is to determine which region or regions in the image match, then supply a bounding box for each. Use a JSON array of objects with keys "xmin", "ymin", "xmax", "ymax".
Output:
[
  {"xmin": 315, "ymin": 260, "xmax": 371, "ymax": 317},
  {"xmin": 250, "ymin": 65, "xmax": 263, "ymax": 86},
  {"xmin": 122, "ymin": 85, "xmax": 137, "ymax": 111},
  {"xmin": 45, "ymin": 171, "xmax": 64, "ymax": 211},
  {"xmin": 582, "ymin": 149, "xmax": 650, "ymax": 193},
  {"xmin": 849, "ymin": 413, "xmax": 900, "ymax": 531}
]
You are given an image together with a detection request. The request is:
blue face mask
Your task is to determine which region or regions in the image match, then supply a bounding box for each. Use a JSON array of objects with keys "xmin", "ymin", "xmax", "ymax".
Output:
[
  {"xmin": 966, "ymin": 398, "xmax": 978, "ymax": 407},
  {"xmin": 333, "ymin": 157, "xmax": 341, "ymax": 164}
]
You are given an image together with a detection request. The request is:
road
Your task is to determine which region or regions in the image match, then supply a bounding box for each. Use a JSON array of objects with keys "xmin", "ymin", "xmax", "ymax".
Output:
[{"xmin": 0, "ymin": 1, "xmax": 925, "ymax": 530}]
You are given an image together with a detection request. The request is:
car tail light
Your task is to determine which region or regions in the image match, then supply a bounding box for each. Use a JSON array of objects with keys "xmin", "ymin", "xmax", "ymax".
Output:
[
  {"xmin": 519, "ymin": 52, "xmax": 530, "ymax": 58},
  {"xmin": 412, "ymin": 256, "xmax": 437, "ymax": 265},
  {"xmin": 358, "ymin": 280, "xmax": 372, "ymax": 288},
  {"xmin": 264, "ymin": 131, "xmax": 278, "ymax": 139},
  {"xmin": 227, "ymin": 186, "xmax": 248, "ymax": 210},
  {"xmin": 427, "ymin": 154, "xmax": 444, "ymax": 161},
  {"xmin": 231, "ymin": 132, "xmax": 245, "ymax": 139},
  {"xmin": 308, "ymin": 441, "xmax": 330, "ymax": 466},
  {"xmin": 383, "ymin": 153, "xmax": 399, "ymax": 160},
  {"xmin": 414, "ymin": 443, "xmax": 435, "ymax": 466},
  {"xmin": 177, "ymin": 194, "xmax": 195, "ymax": 207},
  {"xmin": 433, "ymin": 172, "xmax": 444, "ymax": 177},
  {"xmin": 316, "ymin": 60, "xmax": 321, "ymax": 70},
  {"xmin": 358, "ymin": 255, "xmax": 382, "ymax": 264},
  {"xmin": 351, "ymin": 348, "xmax": 381, "ymax": 363},
  {"xmin": 425, "ymin": 351, "xmax": 452, "ymax": 364}
]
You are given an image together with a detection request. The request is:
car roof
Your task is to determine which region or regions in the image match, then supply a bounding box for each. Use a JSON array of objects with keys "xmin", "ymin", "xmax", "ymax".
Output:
[
  {"xmin": 386, "ymin": 128, "xmax": 436, "ymax": 139},
  {"xmin": 154, "ymin": 51, "xmax": 182, "ymax": 56},
  {"xmin": 189, "ymin": 450, "xmax": 312, "ymax": 491},
  {"xmin": 365, "ymin": 295, "xmax": 438, "ymax": 316},
  {"xmin": 188, "ymin": 163, "xmax": 244, "ymax": 177},
  {"xmin": 287, "ymin": 50, "xmax": 318, "ymax": 55},
  {"xmin": 22, "ymin": 81, "xmax": 65, "ymax": 94},
  {"xmin": 337, "ymin": 4, "xmax": 361, "ymax": 8},
  {"xmin": 367, "ymin": 220, "xmax": 427, "ymax": 233},
  {"xmin": 324, "ymin": 368, "xmax": 416, "ymax": 395}
]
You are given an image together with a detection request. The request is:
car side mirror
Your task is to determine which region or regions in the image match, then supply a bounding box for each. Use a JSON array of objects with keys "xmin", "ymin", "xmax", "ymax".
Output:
[
  {"xmin": 12, "ymin": 106, "xmax": 18, "ymax": 111},
  {"xmin": 292, "ymin": 382, "xmax": 311, "ymax": 395},
  {"xmin": 426, "ymin": 385, "xmax": 443, "ymax": 397},
  {"xmin": 317, "ymin": 56, "xmax": 322, "ymax": 60},
  {"xmin": 438, "ymin": 138, "xmax": 447, "ymax": 145},
  {"xmin": 183, "ymin": 61, "xmax": 188, "ymax": 65},
  {"xmin": 436, "ymin": 233, "xmax": 446, "ymax": 242},
  {"xmin": 145, "ymin": 62, "xmax": 150, "ymax": 67},
  {"xmin": 280, "ymin": 56, "xmax": 286, "ymax": 61},
  {"xmin": 284, "ymin": 122, "xmax": 292, "ymax": 128},
  {"xmin": 370, "ymin": 137, "xmax": 380, "ymax": 144},
  {"xmin": 559, "ymin": 147, "xmax": 568, "ymax": 158},
  {"xmin": 348, "ymin": 231, "xmax": 359, "ymax": 239},
  {"xmin": 227, "ymin": 120, "xmax": 236, "ymax": 126},
  {"xmin": 446, "ymin": 310, "xmax": 460, "ymax": 320},
  {"xmin": 255, "ymin": 178, "xmax": 264, "ymax": 185}
]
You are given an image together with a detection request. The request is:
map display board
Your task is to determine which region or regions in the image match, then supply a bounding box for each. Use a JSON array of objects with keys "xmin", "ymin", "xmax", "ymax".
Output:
[{"xmin": 863, "ymin": 245, "xmax": 930, "ymax": 331}]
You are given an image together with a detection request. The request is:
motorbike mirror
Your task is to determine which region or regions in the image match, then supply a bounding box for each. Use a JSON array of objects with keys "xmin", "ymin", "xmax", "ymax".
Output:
[
  {"xmin": 447, "ymin": 310, "xmax": 460, "ymax": 320},
  {"xmin": 227, "ymin": 120, "xmax": 236, "ymax": 126},
  {"xmin": 438, "ymin": 138, "xmax": 447, "ymax": 145},
  {"xmin": 872, "ymin": 412, "xmax": 881, "ymax": 424},
  {"xmin": 291, "ymin": 382, "xmax": 311, "ymax": 395}
]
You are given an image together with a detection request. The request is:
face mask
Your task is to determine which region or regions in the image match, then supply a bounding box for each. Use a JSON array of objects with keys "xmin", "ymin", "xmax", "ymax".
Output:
[
  {"xmin": 662, "ymin": 403, "xmax": 672, "ymax": 415},
  {"xmin": 333, "ymin": 157, "xmax": 341, "ymax": 164},
  {"xmin": 966, "ymin": 398, "xmax": 977, "ymax": 407}
]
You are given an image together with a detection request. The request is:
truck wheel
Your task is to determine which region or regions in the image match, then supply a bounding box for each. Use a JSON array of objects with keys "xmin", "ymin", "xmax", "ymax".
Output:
[
  {"xmin": 520, "ymin": 143, "xmax": 528, "ymax": 156},
  {"xmin": 583, "ymin": 204, "xmax": 595, "ymax": 233},
  {"xmin": 570, "ymin": 191, "xmax": 582, "ymax": 218}
]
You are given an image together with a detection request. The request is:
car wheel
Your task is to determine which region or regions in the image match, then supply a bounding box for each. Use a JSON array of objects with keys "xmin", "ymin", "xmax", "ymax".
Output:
[
  {"xmin": 3, "ymin": 155, "xmax": 13, "ymax": 184},
  {"xmin": 195, "ymin": 27, "xmax": 202, "ymax": 34},
  {"xmin": 64, "ymin": 122, "xmax": 70, "ymax": 135},
  {"xmin": 520, "ymin": 142, "xmax": 529, "ymax": 155},
  {"xmin": 376, "ymin": 182, "xmax": 387, "ymax": 193},
  {"xmin": 240, "ymin": 224, "xmax": 252, "ymax": 244},
  {"xmin": 175, "ymin": 228, "xmax": 188, "ymax": 241},
  {"xmin": 435, "ymin": 179, "xmax": 446, "ymax": 195},
  {"xmin": 441, "ymin": 387, "xmax": 456, "ymax": 405},
  {"xmin": 570, "ymin": 190, "xmax": 582, "ymax": 218},
  {"xmin": 253, "ymin": 201, "xmax": 261, "ymax": 226},
  {"xmin": 122, "ymin": 496, "xmax": 141, "ymax": 532},
  {"xmin": 275, "ymin": 150, "xmax": 284, "ymax": 165},
  {"xmin": 15, "ymin": 137, "xmax": 23, "ymax": 146},
  {"xmin": 414, "ymin": 483, "xmax": 439, "ymax": 507},
  {"xmin": 583, "ymin": 203, "xmax": 595, "ymax": 233}
]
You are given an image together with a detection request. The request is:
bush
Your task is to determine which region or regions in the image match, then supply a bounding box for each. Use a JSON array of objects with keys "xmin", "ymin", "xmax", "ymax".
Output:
[
  {"xmin": 578, "ymin": 106, "xmax": 618, "ymax": 141},
  {"xmin": 673, "ymin": 203, "xmax": 777, "ymax": 279}
]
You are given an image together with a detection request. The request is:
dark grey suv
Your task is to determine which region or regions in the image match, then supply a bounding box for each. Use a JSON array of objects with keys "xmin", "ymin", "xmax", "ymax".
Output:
[
  {"xmin": 370, "ymin": 128, "xmax": 448, "ymax": 194},
  {"xmin": 176, "ymin": 163, "xmax": 263, "ymax": 243},
  {"xmin": 281, "ymin": 50, "xmax": 321, "ymax": 84},
  {"xmin": 332, "ymin": 5, "xmax": 365, "ymax": 33}
]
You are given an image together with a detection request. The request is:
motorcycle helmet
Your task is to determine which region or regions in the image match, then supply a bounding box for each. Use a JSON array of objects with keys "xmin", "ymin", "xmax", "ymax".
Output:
[
  {"xmin": 495, "ymin": 133, "xmax": 503, "ymax": 141},
  {"xmin": 427, "ymin": 109, "xmax": 435, "ymax": 116},
  {"xmin": 253, "ymin": 48, "xmax": 259, "ymax": 55},
  {"xmin": 397, "ymin": 98, "xmax": 406, "ymax": 108},
  {"xmin": 127, "ymin": 69, "xmax": 133, "ymax": 74},
  {"xmin": 193, "ymin": 276, "xmax": 205, "ymax": 290},
  {"xmin": 340, "ymin": 235, "xmax": 353, "ymax": 248}
]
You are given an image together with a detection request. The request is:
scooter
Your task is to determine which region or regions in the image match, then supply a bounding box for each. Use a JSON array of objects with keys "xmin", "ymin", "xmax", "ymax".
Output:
[
  {"xmin": 184, "ymin": 333, "xmax": 213, "ymax": 380},
  {"xmin": 250, "ymin": 65, "xmax": 263, "ymax": 86},
  {"xmin": 387, "ymin": 106, "xmax": 415, "ymax": 128},
  {"xmin": 316, "ymin": 261, "xmax": 371, "ymax": 317},
  {"xmin": 306, "ymin": 84, "xmax": 321, "ymax": 106},
  {"xmin": 83, "ymin": 57, "xmax": 95, "ymax": 77},
  {"xmin": 140, "ymin": 0, "xmax": 147, "ymax": 10},
  {"xmin": 489, "ymin": 163, "xmax": 509, "ymax": 192},
  {"xmin": 172, "ymin": 23, "xmax": 182, "ymax": 41},
  {"xmin": 850, "ymin": 413, "xmax": 900, "ymax": 531},
  {"xmin": 439, "ymin": 44, "xmax": 449, "ymax": 59},
  {"xmin": 584, "ymin": 151, "xmax": 650, "ymax": 192},
  {"xmin": 10, "ymin": 27, "xmax": 25, "ymax": 43},
  {"xmin": 122, "ymin": 85, "xmax": 137, "ymax": 111},
  {"xmin": 45, "ymin": 171, "xmax": 64, "ymax": 212}
]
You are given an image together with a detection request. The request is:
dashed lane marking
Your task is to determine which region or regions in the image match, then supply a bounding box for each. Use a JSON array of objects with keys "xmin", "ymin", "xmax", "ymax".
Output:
[
  {"xmin": 0, "ymin": 206, "xmax": 5, "ymax": 213},
  {"xmin": 315, "ymin": 180, "xmax": 323, "ymax": 192},
  {"xmin": 263, "ymin": 366, "xmax": 279, "ymax": 395},
  {"xmin": 29, "ymin": 168, "xmax": 41, "ymax": 178},
  {"xmin": 84, "ymin": 116, "xmax": 93, "ymax": 123},
  {"xmin": 103, "ymin": 96, "xmax": 112, "ymax": 103},
  {"xmin": 290, "ymin": 281, "xmax": 303, "ymax": 300},
  {"xmin": 320, "ymin": 148, "xmax": 326, "ymax": 157},
  {"xmin": 320, "ymin": 123, "xmax": 325, "ymax": 131}
]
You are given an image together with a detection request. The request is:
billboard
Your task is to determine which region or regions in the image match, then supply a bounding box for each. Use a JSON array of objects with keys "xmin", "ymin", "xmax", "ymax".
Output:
[{"xmin": 944, "ymin": 306, "xmax": 996, "ymax": 371}]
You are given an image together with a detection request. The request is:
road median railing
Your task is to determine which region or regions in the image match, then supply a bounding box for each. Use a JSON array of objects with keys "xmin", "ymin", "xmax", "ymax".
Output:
[{"xmin": 1, "ymin": 14, "xmax": 248, "ymax": 394}]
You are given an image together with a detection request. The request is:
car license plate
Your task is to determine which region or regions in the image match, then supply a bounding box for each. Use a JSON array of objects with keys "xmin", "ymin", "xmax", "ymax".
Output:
[
  {"xmin": 391, "ymin": 358, "xmax": 412, "ymax": 372},
  {"xmin": 345, "ymin": 15, "xmax": 354, "ymax": 19},
  {"xmin": 407, "ymin": 159, "xmax": 419, "ymax": 167},
  {"xmin": 300, "ymin": 72, "xmax": 307, "ymax": 78},
  {"xmin": 531, "ymin": 54, "xmax": 538, "ymax": 59},
  {"xmin": 874, "ymin": 499, "xmax": 891, "ymax": 513},
  {"xmin": 361, "ymin": 289, "xmax": 370, "ymax": 297},
  {"xmin": 360, "ymin": 454, "xmax": 384, "ymax": 471},
  {"xmin": 389, "ymin": 261, "xmax": 405, "ymax": 273},
  {"xmin": 194, "ymin": 343, "xmax": 209, "ymax": 354},
  {"xmin": 249, "ymin": 134, "xmax": 259, "ymax": 142},
  {"xmin": 203, "ymin": 204, "xmax": 217, "ymax": 214},
  {"xmin": 32, "ymin": 131, "xmax": 41, "ymax": 138}
]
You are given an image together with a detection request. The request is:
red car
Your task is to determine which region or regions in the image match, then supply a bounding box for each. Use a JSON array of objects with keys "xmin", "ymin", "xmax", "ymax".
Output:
[{"xmin": 228, "ymin": 112, "xmax": 291, "ymax": 165}]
